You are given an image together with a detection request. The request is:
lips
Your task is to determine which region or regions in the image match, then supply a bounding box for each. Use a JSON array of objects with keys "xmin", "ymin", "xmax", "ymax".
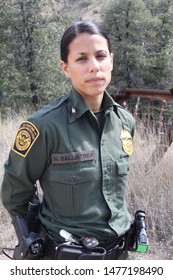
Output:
[{"xmin": 86, "ymin": 77, "xmax": 104, "ymax": 83}]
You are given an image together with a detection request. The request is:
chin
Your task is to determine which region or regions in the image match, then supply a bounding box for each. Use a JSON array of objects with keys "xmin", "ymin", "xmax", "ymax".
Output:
[{"xmin": 94, "ymin": 87, "xmax": 107, "ymax": 95}]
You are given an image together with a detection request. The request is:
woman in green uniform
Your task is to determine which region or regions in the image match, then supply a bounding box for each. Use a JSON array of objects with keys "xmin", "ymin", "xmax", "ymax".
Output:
[{"xmin": 1, "ymin": 20, "xmax": 135, "ymax": 259}]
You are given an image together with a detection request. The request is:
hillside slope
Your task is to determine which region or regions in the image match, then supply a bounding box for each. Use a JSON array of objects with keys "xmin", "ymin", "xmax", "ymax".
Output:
[{"xmin": 59, "ymin": 0, "xmax": 111, "ymax": 22}]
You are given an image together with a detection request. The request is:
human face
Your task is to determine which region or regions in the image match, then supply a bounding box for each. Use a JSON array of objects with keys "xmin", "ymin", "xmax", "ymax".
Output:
[{"xmin": 61, "ymin": 33, "xmax": 113, "ymax": 102}]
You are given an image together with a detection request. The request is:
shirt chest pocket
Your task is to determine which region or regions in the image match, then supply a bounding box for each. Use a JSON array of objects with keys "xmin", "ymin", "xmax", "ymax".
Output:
[
  {"xmin": 50, "ymin": 160, "xmax": 96, "ymax": 184},
  {"xmin": 49, "ymin": 161, "xmax": 96, "ymax": 217}
]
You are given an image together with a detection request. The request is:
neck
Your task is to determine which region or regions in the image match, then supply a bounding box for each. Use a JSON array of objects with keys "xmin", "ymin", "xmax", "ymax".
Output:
[{"xmin": 84, "ymin": 94, "xmax": 104, "ymax": 112}]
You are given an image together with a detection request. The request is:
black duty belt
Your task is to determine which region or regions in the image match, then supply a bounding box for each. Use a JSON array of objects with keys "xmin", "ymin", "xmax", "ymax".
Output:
[
  {"xmin": 39, "ymin": 226, "xmax": 126, "ymax": 260},
  {"xmin": 98, "ymin": 233, "xmax": 127, "ymax": 260}
]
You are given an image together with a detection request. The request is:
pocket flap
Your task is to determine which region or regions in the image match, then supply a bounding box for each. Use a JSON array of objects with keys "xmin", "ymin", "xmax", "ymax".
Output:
[{"xmin": 116, "ymin": 158, "xmax": 129, "ymax": 175}]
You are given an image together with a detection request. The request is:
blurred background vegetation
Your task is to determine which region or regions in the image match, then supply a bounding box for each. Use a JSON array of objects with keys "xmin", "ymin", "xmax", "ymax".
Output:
[{"xmin": 0, "ymin": 0, "xmax": 173, "ymax": 124}]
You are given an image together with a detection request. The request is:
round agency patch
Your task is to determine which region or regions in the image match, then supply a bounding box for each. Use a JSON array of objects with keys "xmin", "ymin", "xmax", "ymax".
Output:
[{"xmin": 12, "ymin": 121, "xmax": 40, "ymax": 157}]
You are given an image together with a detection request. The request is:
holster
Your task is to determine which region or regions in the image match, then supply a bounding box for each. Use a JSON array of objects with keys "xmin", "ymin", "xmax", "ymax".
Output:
[
  {"xmin": 13, "ymin": 240, "xmax": 42, "ymax": 260},
  {"xmin": 13, "ymin": 215, "xmax": 44, "ymax": 260}
]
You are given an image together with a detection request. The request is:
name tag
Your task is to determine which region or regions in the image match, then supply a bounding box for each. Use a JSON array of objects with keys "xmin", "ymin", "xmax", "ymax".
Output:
[{"xmin": 52, "ymin": 150, "xmax": 96, "ymax": 164}]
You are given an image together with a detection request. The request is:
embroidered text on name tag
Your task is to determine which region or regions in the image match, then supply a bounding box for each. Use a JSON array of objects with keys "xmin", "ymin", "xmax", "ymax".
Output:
[{"xmin": 52, "ymin": 150, "xmax": 96, "ymax": 164}]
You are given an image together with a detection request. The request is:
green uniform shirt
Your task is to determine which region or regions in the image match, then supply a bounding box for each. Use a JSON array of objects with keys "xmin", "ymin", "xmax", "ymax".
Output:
[{"xmin": 1, "ymin": 87, "xmax": 135, "ymax": 242}]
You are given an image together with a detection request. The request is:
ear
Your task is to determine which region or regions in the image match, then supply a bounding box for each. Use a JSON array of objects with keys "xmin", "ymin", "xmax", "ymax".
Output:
[{"xmin": 61, "ymin": 61, "xmax": 70, "ymax": 78}]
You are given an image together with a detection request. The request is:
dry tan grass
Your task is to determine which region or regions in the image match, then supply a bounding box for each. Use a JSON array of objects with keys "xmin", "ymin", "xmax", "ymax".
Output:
[
  {"xmin": 127, "ymin": 123, "xmax": 173, "ymax": 259},
  {"xmin": 0, "ymin": 115, "xmax": 173, "ymax": 260}
]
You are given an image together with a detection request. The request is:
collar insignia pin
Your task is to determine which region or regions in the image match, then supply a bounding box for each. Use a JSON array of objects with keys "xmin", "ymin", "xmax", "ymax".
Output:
[{"xmin": 72, "ymin": 107, "xmax": 76, "ymax": 114}]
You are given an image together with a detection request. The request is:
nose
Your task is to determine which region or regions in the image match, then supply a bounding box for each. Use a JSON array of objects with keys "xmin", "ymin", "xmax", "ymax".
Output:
[{"xmin": 89, "ymin": 57, "xmax": 100, "ymax": 72}]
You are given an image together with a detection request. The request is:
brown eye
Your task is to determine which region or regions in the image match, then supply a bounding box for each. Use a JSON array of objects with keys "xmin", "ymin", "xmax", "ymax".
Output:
[
  {"xmin": 76, "ymin": 57, "xmax": 87, "ymax": 62},
  {"xmin": 96, "ymin": 53, "xmax": 107, "ymax": 60}
]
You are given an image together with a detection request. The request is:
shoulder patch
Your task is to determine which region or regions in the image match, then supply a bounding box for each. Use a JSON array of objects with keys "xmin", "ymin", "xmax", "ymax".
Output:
[{"xmin": 12, "ymin": 121, "xmax": 40, "ymax": 157}]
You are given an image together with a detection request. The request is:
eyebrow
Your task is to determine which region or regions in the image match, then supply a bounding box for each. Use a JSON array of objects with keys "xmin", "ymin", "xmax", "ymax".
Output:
[
  {"xmin": 76, "ymin": 52, "xmax": 86, "ymax": 55},
  {"xmin": 76, "ymin": 50, "xmax": 108, "ymax": 55}
]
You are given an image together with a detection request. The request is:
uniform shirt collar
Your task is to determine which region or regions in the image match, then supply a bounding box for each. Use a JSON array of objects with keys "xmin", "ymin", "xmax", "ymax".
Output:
[
  {"xmin": 67, "ymin": 87, "xmax": 119, "ymax": 123},
  {"xmin": 68, "ymin": 87, "xmax": 89, "ymax": 123}
]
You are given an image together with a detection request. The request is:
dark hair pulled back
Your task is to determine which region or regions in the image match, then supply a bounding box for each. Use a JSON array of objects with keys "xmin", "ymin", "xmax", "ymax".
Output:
[{"xmin": 60, "ymin": 21, "xmax": 111, "ymax": 63}]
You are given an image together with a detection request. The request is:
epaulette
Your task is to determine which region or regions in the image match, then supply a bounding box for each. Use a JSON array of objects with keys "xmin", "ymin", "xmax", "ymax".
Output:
[
  {"xmin": 31, "ymin": 95, "xmax": 68, "ymax": 119},
  {"xmin": 115, "ymin": 103, "xmax": 135, "ymax": 132}
]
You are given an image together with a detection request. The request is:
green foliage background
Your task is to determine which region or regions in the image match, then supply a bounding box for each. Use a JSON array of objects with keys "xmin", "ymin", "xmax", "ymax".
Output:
[{"xmin": 0, "ymin": 0, "xmax": 173, "ymax": 121}]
